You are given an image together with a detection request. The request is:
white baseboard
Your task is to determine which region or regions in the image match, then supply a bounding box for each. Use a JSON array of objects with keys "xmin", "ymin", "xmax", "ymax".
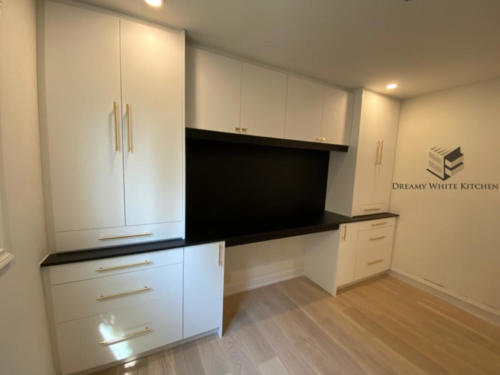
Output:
[
  {"xmin": 224, "ymin": 266, "xmax": 303, "ymax": 296},
  {"xmin": 390, "ymin": 268, "xmax": 499, "ymax": 327}
]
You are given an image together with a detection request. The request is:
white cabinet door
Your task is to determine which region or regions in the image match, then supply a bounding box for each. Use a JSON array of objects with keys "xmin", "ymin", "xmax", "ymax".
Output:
[
  {"xmin": 44, "ymin": 1, "xmax": 124, "ymax": 232},
  {"xmin": 321, "ymin": 87, "xmax": 353, "ymax": 145},
  {"xmin": 335, "ymin": 223, "xmax": 358, "ymax": 287},
  {"xmin": 285, "ymin": 76, "xmax": 324, "ymax": 142},
  {"xmin": 186, "ymin": 47, "xmax": 242, "ymax": 133},
  {"xmin": 120, "ymin": 20, "xmax": 184, "ymax": 226},
  {"xmin": 184, "ymin": 243, "xmax": 224, "ymax": 338},
  {"xmin": 241, "ymin": 63, "xmax": 287, "ymax": 138},
  {"xmin": 373, "ymin": 96, "xmax": 400, "ymax": 208},
  {"xmin": 352, "ymin": 90, "xmax": 399, "ymax": 216}
]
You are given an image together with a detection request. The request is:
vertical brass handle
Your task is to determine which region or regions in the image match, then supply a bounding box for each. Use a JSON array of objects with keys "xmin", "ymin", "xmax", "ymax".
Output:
[
  {"xmin": 342, "ymin": 225, "xmax": 347, "ymax": 241},
  {"xmin": 218, "ymin": 243, "xmax": 223, "ymax": 266},
  {"xmin": 126, "ymin": 104, "xmax": 133, "ymax": 152},
  {"xmin": 378, "ymin": 140, "xmax": 384, "ymax": 165},
  {"xmin": 113, "ymin": 101, "xmax": 121, "ymax": 152},
  {"xmin": 375, "ymin": 141, "xmax": 381, "ymax": 165}
]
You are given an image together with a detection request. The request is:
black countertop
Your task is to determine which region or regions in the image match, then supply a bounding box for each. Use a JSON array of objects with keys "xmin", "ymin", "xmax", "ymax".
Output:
[
  {"xmin": 186, "ymin": 128, "xmax": 349, "ymax": 152},
  {"xmin": 40, "ymin": 211, "xmax": 398, "ymax": 267}
]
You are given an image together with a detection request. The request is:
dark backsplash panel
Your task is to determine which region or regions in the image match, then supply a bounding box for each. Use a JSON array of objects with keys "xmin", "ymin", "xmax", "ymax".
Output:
[{"xmin": 186, "ymin": 137, "xmax": 330, "ymax": 232}]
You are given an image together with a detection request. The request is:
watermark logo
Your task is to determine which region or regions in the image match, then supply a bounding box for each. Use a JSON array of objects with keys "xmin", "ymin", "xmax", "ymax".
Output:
[{"xmin": 426, "ymin": 146, "xmax": 464, "ymax": 181}]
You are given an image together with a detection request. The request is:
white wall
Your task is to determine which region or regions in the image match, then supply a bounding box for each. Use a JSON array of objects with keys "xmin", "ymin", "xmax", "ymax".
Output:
[
  {"xmin": 391, "ymin": 78, "xmax": 500, "ymax": 312},
  {"xmin": 0, "ymin": 0, "xmax": 54, "ymax": 374},
  {"xmin": 225, "ymin": 236, "xmax": 309, "ymax": 295}
]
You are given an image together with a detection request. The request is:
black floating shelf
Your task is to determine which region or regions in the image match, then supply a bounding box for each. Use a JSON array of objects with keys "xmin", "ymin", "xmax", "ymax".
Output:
[{"xmin": 186, "ymin": 128, "xmax": 349, "ymax": 152}]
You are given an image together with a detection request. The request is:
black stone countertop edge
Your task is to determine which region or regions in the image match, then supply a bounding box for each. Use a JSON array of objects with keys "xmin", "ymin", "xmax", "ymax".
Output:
[
  {"xmin": 186, "ymin": 127, "xmax": 349, "ymax": 152},
  {"xmin": 40, "ymin": 211, "xmax": 398, "ymax": 267}
]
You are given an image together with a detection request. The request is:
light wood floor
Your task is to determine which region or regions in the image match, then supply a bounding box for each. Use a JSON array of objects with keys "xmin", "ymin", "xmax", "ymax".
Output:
[{"xmin": 94, "ymin": 275, "xmax": 500, "ymax": 375}]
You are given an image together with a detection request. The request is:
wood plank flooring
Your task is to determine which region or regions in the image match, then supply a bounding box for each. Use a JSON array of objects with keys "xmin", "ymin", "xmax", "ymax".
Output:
[{"xmin": 93, "ymin": 275, "xmax": 500, "ymax": 375}]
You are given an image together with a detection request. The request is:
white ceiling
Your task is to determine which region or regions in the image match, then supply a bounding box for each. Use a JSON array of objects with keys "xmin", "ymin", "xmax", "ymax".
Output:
[{"xmin": 79, "ymin": 0, "xmax": 500, "ymax": 98}]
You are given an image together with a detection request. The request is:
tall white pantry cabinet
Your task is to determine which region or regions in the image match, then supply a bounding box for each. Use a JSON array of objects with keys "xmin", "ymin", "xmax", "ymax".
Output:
[
  {"xmin": 326, "ymin": 89, "xmax": 400, "ymax": 216},
  {"xmin": 40, "ymin": 1, "xmax": 185, "ymax": 251}
]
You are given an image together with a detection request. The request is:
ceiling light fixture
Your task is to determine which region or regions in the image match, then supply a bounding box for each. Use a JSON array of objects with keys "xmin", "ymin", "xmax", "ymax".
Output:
[
  {"xmin": 145, "ymin": 0, "xmax": 163, "ymax": 7},
  {"xmin": 386, "ymin": 83, "xmax": 398, "ymax": 90}
]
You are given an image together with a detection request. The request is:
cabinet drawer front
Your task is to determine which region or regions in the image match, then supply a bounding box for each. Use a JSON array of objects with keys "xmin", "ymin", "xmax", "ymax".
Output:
[
  {"xmin": 55, "ymin": 221, "xmax": 184, "ymax": 252},
  {"xmin": 56, "ymin": 298, "xmax": 182, "ymax": 375},
  {"xmin": 352, "ymin": 203, "xmax": 387, "ymax": 216},
  {"xmin": 358, "ymin": 217, "xmax": 395, "ymax": 232},
  {"xmin": 52, "ymin": 264, "xmax": 181, "ymax": 323},
  {"xmin": 355, "ymin": 227, "xmax": 394, "ymax": 279},
  {"xmin": 49, "ymin": 248, "xmax": 182, "ymax": 285}
]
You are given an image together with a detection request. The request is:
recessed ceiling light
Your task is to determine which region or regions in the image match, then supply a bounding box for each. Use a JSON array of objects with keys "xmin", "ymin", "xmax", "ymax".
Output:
[
  {"xmin": 145, "ymin": 0, "xmax": 163, "ymax": 7},
  {"xmin": 386, "ymin": 83, "xmax": 398, "ymax": 90}
]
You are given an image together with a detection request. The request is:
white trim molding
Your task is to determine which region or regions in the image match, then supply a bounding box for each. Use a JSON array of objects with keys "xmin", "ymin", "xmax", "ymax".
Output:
[
  {"xmin": 390, "ymin": 268, "xmax": 500, "ymax": 327},
  {"xmin": 224, "ymin": 266, "xmax": 303, "ymax": 296}
]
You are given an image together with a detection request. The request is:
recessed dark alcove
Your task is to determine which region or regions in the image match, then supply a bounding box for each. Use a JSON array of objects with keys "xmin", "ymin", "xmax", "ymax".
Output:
[{"xmin": 186, "ymin": 136, "xmax": 330, "ymax": 237}]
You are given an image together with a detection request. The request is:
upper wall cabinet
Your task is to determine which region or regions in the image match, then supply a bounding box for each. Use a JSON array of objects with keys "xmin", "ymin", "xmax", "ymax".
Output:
[
  {"xmin": 186, "ymin": 47, "xmax": 352, "ymax": 145},
  {"xmin": 285, "ymin": 76, "xmax": 353, "ymax": 145},
  {"xmin": 325, "ymin": 89, "xmax": 400, "ymax": 216},
  {"xmin": 42, "ymin": 1, "xmax": 185, "ymax": 251},
  {"xmin": 240, "ymin": 63, "xmax": 287, "ymax": 138},
  {"xmin": 186, "ymin": 47, "xmax": 241, "ymax": 134},
  {"xmin": 285, "ymin": 76, "xmax": 324, "ymax": 142}
]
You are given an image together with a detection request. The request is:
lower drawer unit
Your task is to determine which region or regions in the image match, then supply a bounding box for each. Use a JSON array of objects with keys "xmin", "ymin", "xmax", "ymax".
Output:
[
  {"xmin": 52, "ymin": 263, "xmax": 182, "ymax": 324},
  {"xmin": 42, "ymin": 242, "xmax": 225, "ymax": 374},
  {"xmin": 355, "ymin": 226, "xmax": 394, "ymax": 280},
  {"xmin": 56, "ymin": 300, "xmax": 182, "ymax": 374}
]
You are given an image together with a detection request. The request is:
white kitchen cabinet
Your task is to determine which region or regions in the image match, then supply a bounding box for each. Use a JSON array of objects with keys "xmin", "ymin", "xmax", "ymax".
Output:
[
  {"xmin": 186, "ymin": 47, "xmax": 241, "ymax": 134},
  {"xmin": 325, "ymin": 89, "xmax": 400, "ymax": 216},
  {"xmin": 187, "ymin": 48, "xmax": 352, "ymax": 144},
  {"xmin": 120, "ymin": 19, "xmax": 184, "ymax": 226},
  {"xmin": 42, "ymin": 1, "xmax": 185, "ymax": 251},
  {"xmin": 304, "ymin": 218, "xmax": 396, "ymax": 295},
  {"xmin": 240, "ymin": 63, "xmax": 287, "ymax": 138},
  {"xmin": 335, "ymin": 223, "xmax": 359, "ymax": 287},
  {"xmin": 44, "ymin": 1, "xmax": 124, "ymax": 233},
  {"xmin": 351, "ymin": 90, "xmax": 400, "ymax": 215},
  {"xmin": 184, "ymin": 243, "xmax": 225, "ymax": 338},
  {"xmin": 284, "ymin": 75, "xmax": 324, "ymax": 143},
  {"xmin": 43, "ymin": 243, "xmax": 225, "ymax": 374},
  {"xmin": 321, "ymin": 86, "xmax": 353, "ymax": 145}
]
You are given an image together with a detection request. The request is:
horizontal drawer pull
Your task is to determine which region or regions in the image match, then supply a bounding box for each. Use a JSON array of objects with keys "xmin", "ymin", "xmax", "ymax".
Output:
[
  {"xmin": 369, "ymin": 235, "xmax": 387, "ymax": 241},
  {"xmin": 96, "ymin": 260, "xmax": 152, "ymax": 272},
  {"xmin": 367, "ymin": 259, "xmax": 384, "ymax": 266},
  {"xmin": 99, "ymin": 232, "xmax": 152, "ymax": 241},
  {"xmin": 96, "ymin": 286, "xmax": 152, "ymax": 301},
  {"xmin": 99, "ymin": 326, "xmax": 153, "ymax": 346},
  {"xmin": 371, "ymin": 222, "xmax": 387, "ymax": 227},
  {"xmin": 363, "ymin": 208, "xmax": 380, "ymax": 212}
]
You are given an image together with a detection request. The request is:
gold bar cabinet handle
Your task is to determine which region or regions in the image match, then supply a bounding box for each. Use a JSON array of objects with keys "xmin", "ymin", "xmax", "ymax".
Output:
[
  {"xmin": 371, "ymin": 222, "xmax": 387, "ymax": 227},
  {"xmin": 364, "ymin": 208, "xmax": 380, "ymax": 212},
  {"xmin": 96, "ymin": 286, "xmax": 152, "ymax": 301},
  {"xmin": 369, "ymin": 235, "xmax": 387, "ymax": 241},
  {"xmin": 218, "ymin": 243, "xmax": 223, "ymax": 266},
  {"xmin": 99, "ymin": 232, "xmax": 152, "ymax": 241},
  {"xmin": 113, "ymin": 101, "xmax": 121, "ymax": 152},
  {"xmin": 375, "ymin": 141, "xmax": 381, "ymax": 165},
  {"xmin": 126, "ymin": 104, "xmax": 133, "ymax": 152},
  {"xmin": 378, "ymin": 140, "xmax": 384, "ymax": 165},
  {"xmin": 99, "ymin": 326, "xmax": 153, "ymax": 346},
  {"xmin": 96, "ymin": 260, "xmax": 152, "ymax": 273},
  {"xmin": 342, "ymin": 225, "xmax": 347, "ymax": 241},
  {"xmin": 367, "ymin": 259, "xmax": 384, "ymax": 266}
]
